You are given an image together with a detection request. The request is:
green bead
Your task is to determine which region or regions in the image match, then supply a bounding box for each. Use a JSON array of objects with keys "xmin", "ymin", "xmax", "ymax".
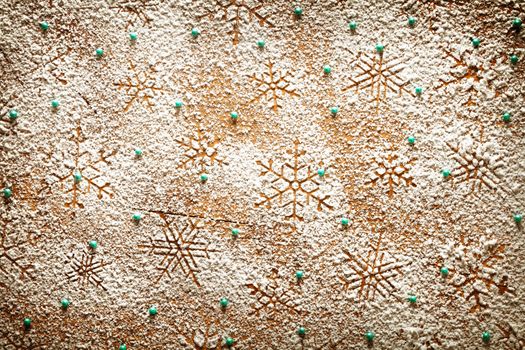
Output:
[
  {"xmin": 512, "ymin": 18, "xmax": 522, "ymax": 29},
  {"xmin": 408, "ymin": 136, "xmax": 415, "ymax": 145},
  {"xmin": 408, "ymin": 17, "xmax": 416, "ymax": 27},
  {"xmin": 9, "ymin": 110, "xmax": 18, "ymax": 120},
  {"xmin": 149, "ymin": 306, "xmax": 157, "ymax": 316},
  {"xmin": 257, "ymin": 40, "xmax": 265, "ymax": 48},
  {"xmin": 330, "ymin": 107, "xmax": 339, "ymax": 115},
  {"xmin": 294, "ymin": 7, "xmax": 303, "ymax": 16},
  {"xmin": 408, "ymin": 295, "xmax": 417, "ymax": 303},
  {"xmin": 3, "ymin": 188, "xmax": 12, "ymax": 198},
  {"xmin": 175, "ymin": 100, "xmax": 183, "ymax": 108},
  {"xmin": 482, "ymin": 331, "xmax": 491, "ymax": 343},
  {"xmin": 191, "ymin": 28, "xmax": 200, "ymax": 37},
  {"xmin": 39, "ymin": 21, "xmax": 49, "ymax": 31},
  {"xmin": 89, "ymin": 240, "xmax": 98, "ymax": 249},
  {"xmin": 200, "ymin": 174, "xmax": 208, "ymax": 182},
  {"xmin": 471, "ymin": 37, "xmax": 480, "ymax": 48},
  {"xmin": 502, "ymin": 112, "xmax": 511, "ymax": 122},
  {"xmin": 134, "ymin": 148, "xmax": 143, "ymax": 156},
  {"xmin": 341, "ymin": 217, "xmax": 349, "ymax": 226},
  {"xmin": 61, "ymin": 298, "xmax": 70, "ymax": 309},
  {"xmin": 51, "ymin": 100, "xmax": 60, "ymax": 108},
  {"xmin": 73, "ymin": 171, "xmax": 82, "ymax": 183},
  {"xmin": 95, "ymin": 48, "xmax": 104, "ymax": 57},
  {"xmin": 23, "ymin": 318, "xmax": 31, "ymax": 328},
  {"xmin": 220, "ymin": 297, "xmax": 229, "ymax": 308},
  {"xmin": 225, "ymin": 337, "xmax": 235, "ymax": 347},
  {"xmin": 129, "ymin": 32, "xmax": 138, "ymax": 41},
  {"xmin": 317, "ymin": 168, "xmax": 325, "ymax": 177},
  {"xmin": 375, "ymin": 44, "xmax": 384, "ymax": 54},
  {"xmin": 297, "ymin": 327, "xmax": 306, "ymax": 336},
  {"xmin": 442, "ymin": 169, "xmax": 451, "ymax": 178},
  {"xmin": 323, "ymin": 65, "xmax": 331, "ymax": 75},
  {"xmin": 133, "ymin": 212, "xmax": 143, "ymax": 221},
  {"xmin": 119, "ymin": 345, "xmax": 127, "ymax": 350},
  {"xmin": 440, "ymin": 266, "xmax": 449, "ymax": 276},
  {"xmin": 514, "ymin": 214, "xmax": 522, "ymax": 224},
  {"xmin": 230, "ymin": 111, "xmax": 239, "ymax": 120},
  {"xmin": 231, "ymin": 228, "xmax": 240, "ymax": 237},
  {"xmin": 365, "ymin": 331, "xmax": 375, "ymax": 342},
  {"xmin": 295, "ymin": 270, "xmax": 304, "ymax": 279},
  {"xmin": 510, "ymin": 55, "xmax": 519, "ymax": 64},
  {"xmin": 349, "ymin": 21, "xmax": 357, "ymax": 30},
  {"xmin": 415, "ymin": 87, "xmax": 423, "ymax": 95}
]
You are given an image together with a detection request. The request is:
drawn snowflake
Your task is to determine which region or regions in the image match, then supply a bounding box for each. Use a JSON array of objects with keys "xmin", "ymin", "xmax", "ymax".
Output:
[
  {"xmin": 339, "ymin": 229, "xmax": 410, "ymax": 300},
  {"xmin": 109, "ymin": 0, "xmax": 159, "ymax": 30},
  {"xmin": 41, "ymin": 47, "xmax": 72, "ymax": 85},
  {"xmin": 342, "ymin": 51, "xmax": 412, "ymax": 113},
  {"xmin": 0, "ymin": 218, "xmax": 35, "ymax": 281},
  {"xmin": 197, "ymin": 0, "xmax": 274, "ymax": 45},
  {"xmin": 176, "ymin": 315, "xmax": 243, "ymax": 350},
  {"xmin": 246, "ymin": 268, "xmax": 302, "ymax": 318},
  {"xmin": 497, "ymin": 322, "xmax": 525, "ymax": 350},
  {"xmin": 175, "ymin": 127, "xmax": 225, "ymax": 173},
  {"xmin": 256, "ymin": 140, "xmax": 332, "ymax": 221},
  {"xmin": 114, "ymin": 61, "xmax": 166, "ymax": 112},
  {"xmin": 249, "ymin": 62, "xmax": 299, "ymax": 112},
  {"xmin": 366, "ymin": 147, "xmax": 416, "ymax": 198},
  {"xmin": 50, "ymin": 120, "xmax": 115, "ymax": 208},
  {"xmin": 138, "ymin": 214, "xmax": 219, "ymax": 286},
  {"xmin": 65, "ymin": 249, "xmax": 110, "ymax": 290}
]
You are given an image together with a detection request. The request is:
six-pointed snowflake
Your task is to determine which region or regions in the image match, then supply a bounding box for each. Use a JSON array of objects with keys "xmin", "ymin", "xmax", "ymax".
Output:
[
  {"xmin": 175, "ymin": 127, "xmax": 225, "ymax": 173},
  {"xmin": 249, "ymin": 62, "xmax": 299, "ymax": 112},
  {"xmin": 65, "ymin": 249, "xmax": 110, "ymax": 290}
]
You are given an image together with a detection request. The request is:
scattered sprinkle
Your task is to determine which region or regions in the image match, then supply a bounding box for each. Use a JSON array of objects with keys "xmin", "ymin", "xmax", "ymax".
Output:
[
  {"xmin": 61, "ymin": 298, "xmax": 71, "ymax": 309},
  {"xmin": 295, "ymin": 270, "xmax": 304, "ymax": 279},
  {"xmin": 95, "ymin": 48, "xmax": 104, "ymax": 57},
  {"xmin": 9, "ymin": 110, "xmax": 18, "ymax": 121},
  {"xmin": 408, "ymin": 136, "xmax": 416, "ymax": 145},
  {"xmin": 231, "ymin": 228, "xmax": 240, "ymax": 237},
  {"xmin": 502, "ymin": 112, "xmax": 511, "ymax": 122},
  {"xmin": 200, "ymin": 174, "xmax": 208, "ymax": 182},
  {"xmin": 220, "ymin": 298, "xmax": 229, "ymax": 308},
  {"xmin": 482, "ymin": 331, "xmax": 491, "ymax": 343},
  {"xmin": 175, "ymin": 100, "xmax": 183, "ymax": 108},
  {"xmin": 225, "ymin": 337, "xmax": 235, "ymax": 347},
  {"xmin": 442, "ymin": 169, "xmax": 451, "ymax": 178},
  {"xmin": 257, "ymin": 39, "xmax": 265, "ymax": 48},
  {"xmin": 191, "ymin": 28, "xmax": 200, "ymax": 37},
  {"xmin": 317, "ymin": 168, "xmax": 325, "ymax": 177},
  {"xmin": 3, "ymin": 188, "xmax": 12, "ymax": 198},
  {"xmin": 133, "ymin": 212, "xmax": 143, "ymax": 221},
  {"xmin": 323, "ymin": 65, "xmax": 332, "ymax": 75},
  {"xmin": 440, "ymin": 266, "xmax": 449, "ymax": 277},
  {"xmin": 408, "ymin": 17, "xmax": 416, "ymax": 27},
  {"xmin": 230, "ymin": 111, "xmax": 239, "ymax": 120},
  {"xmin": 130, "ymin": 32, "xmax": 138, "ymax": 41},
  {"xmin": 365, "ymin": 331, "xmax": 375, "ymax": 342},
  {"xmin": 349, "ymin": 21, "xmax": 357, "ymax": 30},
  {"xmin": 23, "ymin": 318, "xmax": 31, "ymax": 329},
  {"xmin": 134, "ymin": 148, "xmax": 143, "ymax": 157},
  {"xmin": 39, "ymin": 21, "xmax": 49, "ymax": 31},
  {"xmin": 375, "ymin": 44, "xmax": 384, "ymax": 54},
  {"xmin": 510, "ymin": 54, "xmax": 519, "ymax": 64},
  {"xmin": 471, "ymin": 37, "xmax": 480, "ymax": 48},
  {"xmin": 149, "ymin": 306, "xmax": 158, "ymax": 316},
  {"xmin": 514, "ymin": 213, "xmax": 522, "ymax": 224},
  {"xmin": 341, "ymin": 217, "xmax": 349, "ymax": 226},
  {"xmin": 294, "ymin": 7, "xmax": 303, "ymax": 16},
  {"xmin": 415, "ymin": 87, "xmax": 423, "ymax": 95},
  {"xmin": 51, "ymin": 100, "xmax": 60, "ymax": 108},
  {"xmin": 297, "ymin": 327, "xmax": 306, "ymax": 336},
  {"xmin": 89, "ymin": 240, "xmax": 98, "ymax": 249}
]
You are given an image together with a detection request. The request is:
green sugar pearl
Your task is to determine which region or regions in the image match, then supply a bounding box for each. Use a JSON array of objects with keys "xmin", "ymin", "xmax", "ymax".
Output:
[
  {"xmin": 349, "ymin": 21, "xmax": 357, "ymax": 30},
  {"xmin": 129, "ymin": 32, "xmax": 138, "ymax": 41},
  {"xmin": 510, "ymin": 54, "xmax": 519, "ymax": 64},
  {"xmin": 502, "ymin": 112, "xmax": 511, "ymax": 122},
  {"xmin": 442, "ymin": 169, "xmax": 451, "ymax": 178},
  {"xmin": 482, "ymin": 331, "xmax": 491, "ymax": 343},
  {"xmin": 365, "ymin": 331, "xmax": 375, "ymax": 342},
  {"xmin": 317, "ymin": 168, "xmax": 325, "ymax": 177},
  {"xmin": 9, "ymin": 110, "xmax": 18, "ymax": 120},
  {"xmin": 323, "ymin": 65, "xmax": 332, "ymax": 75},
  {"xmin": 175, "ymin": 100, "xmax": 183, "ymax": 108},
  {"xmin": 231, "ymin": 228, "xmax": 240, "ymax": 237},
  {"xmin": 200, "ymin": 174, "xmax": 208, "ymax": 182},
  {"xmin": 39, "ymin": 21, "xmax": 49, "ymax": 31},
  {"xmin": 230, "ymin": 111, "xmax": 239, "ymax": 120},
  {"xmin": 191, "ymin": 28, "xmax": 200, "ymax": 37},
  {"xmin": 51, "ymin": 100, "xmax": 60, "ymax": 108},
  {"xmin": 23, "ymin": 318, "xmax": 31, "ymax": 329},
  {"xmin": 225, "ymin": 337, "xmax": 235, "ymax": 347},
  {"xmin": 408, "ymin": 295, "xmax": 417, "ymax": 303},
  {"xmin": 3, "ymin": 188, "xmax": 12, "ymax": 198},
  {"xmin": 294, "ymin": 7, "xmax": 303, "ymax": 16},
  {"xmin": 375, "ymin": 44, "xmax": 384, "ymax": 54},
  {"xmin": 297, "ymin": 327, "xmax": 306, "ymax": 336},
  {"xmin": 61, "ymin": 298, "xmax": 71, "ymax": 309},
  {"xmin": 220, "ymin": 297, "xmax": 229, "ymax": 308},
  {"xmin": 341, "ymin": 217, "xmax": 349, "ymax": 226},
  {"xmin": 514, "ymin": 214, "xmax": 522, "ymax": 224},
  {"xmin": 133, "ymin": 212, "xmax": 143, "ymax": 221},
  {"xmin": 330, "ymin": 107, "xmax": 339, "ymax": 115},
  {"xmin": 149, "ymin": 306, "xmax": 158, "ymax": 316},
  {"xmin": 440, "ymin": 266, "xmax": 449, "ymax": 277},
  {"xmin": 89, "ymin": 240, "xmax": 98, "ymax": 249},
  {"xmin": 408, "ymin": 17, "xmax": 416, "ymax": 27},
  {"xmin": 512, "ymin": 18, "xmax": 522, "ymax": 29},
  {"xmin": 95, "ymin": 48, "xmax": 104, "ymax": 57},
  {"xmin": 119, "ymin": 345, "xmax": 127, "ymax": 350},
  {"xmin": 471, "ymin": 37, "xmax": 480, "ymax": 48},
  {"xmin": 415, "ymin": 87, "xmax": 423, "ymax": 95},
  {"xmin": 295, "ymin": 270, "xmax": 304, "ymax": 279},
  {"xmin": 408, "ymin": 136, "xmax": 416, "ymax": 145},
  {"xmin": 73, "ymin": 171, "xmax": 82, "ymax": 183},
  {"xmin": 257, "ymin": 40, "xmax": 265, "ymax": 48},
  {"xmin": 134, "ymin": 148, "xmax": 143, "ymax": 157}
]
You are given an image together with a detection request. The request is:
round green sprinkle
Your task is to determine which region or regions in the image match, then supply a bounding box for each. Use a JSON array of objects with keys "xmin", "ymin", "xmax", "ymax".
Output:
[
  {"xmin": 89, "ymin": 240, "xmax": 98, "ymax": 249},
  {"xmin": 191, "ymin": 28, "xmax": 200, "ymax": 37},
  {"xmin": 415, "ymin": 87, "xmax": 423, "ymax": 95},
  {"xmin": 220, "ymin": 298, "xmax": 229, "ymax": 308},
  {"xmin": 512, "ymin": 18, "xmax": 522, "ymax": 29},
  {"xmin": 295, "ymin": 270, "xmax": 304, "ymax": 279},
  {"xmin": 294, "ymin": 7, "xmax": 303, "ymax": 16},
  {"xmin": 61, "ymin": 298, "xmax": 70, "ymax": 309},
  {"xmin": 257, "ymin": 39, "xmax": 265, "ymax": 48},
  {"xmin": 365, "ymin": 331, "xmax": 375, "ymax": 342},
  {"xmin": 341, "ymin": 217, "xmax": 349, "ymax": 226},
  {"xmin": 133, "ymin": 212, "xmax": 143, "ymax": 221},
  {"xmin": 471, "ymin": 37, "xmax": 480, "ymax": 48},
  {"xmin": 129, "ymin": 32, "xmax": 138, "ymax": 41},
  {"xmin": 73, "ymin": 171, "xmax": 82, "ymax": 183},
  {"xmin": 408, "ymin": 295, "xmax": 417, "ymax": 303},
  {"xmin": 375, "ymin": 44, "xmax": 384, "ymax": 54},
  {"xmin": 119, "ymin": 345, "xmax": 127, "ymax": 350},
  {"xmin": 330, "ymin": 106, "xmax": 339, "ymax": 115},
  {"xmin": 482, "ymin": 331, "xmax": 491, "ymax": 343},
  {"xmin": 23, "ymin": 318, "xmax": 31, "ymax": 329},
  {"xmin": 200, "ymin": 174, "xmax": 208, "ymax": 182},
  {"xmin": 442, "ymin": 169, "xmax": 451, "ymax": 178},
  {"xmin": 225, "ymin": 337, "xmax": 235, "ymax": 347},
  {"xmin": 9, "ymin": 110, "xmax": 18, "ymax": 120},
  {"xmin": 149, "ymin": 306, "xmax": 157, "ymax": 316},
  {"xmin": 408, "ymin": 17, "xmax": 416, "ymax": 27},
  {"xmin": 440, "ymin": 266, "xmax": 449, "ymax": 277},
  {"xmin": 134, "ymin": 148, "xmax": 143, "ymax": 157},
  {"xmin": 502, "ymin": 112, "xmax": 511, "ymax": 122},
  {"xmin": 510, "ymin": 54, "xmax": 519, "ymax": 64},
  {"xmin": 317, "ymin": 168, "xmax": 325, "ymax": 177},
  {"xmin": 408, "ymin": 136, "xmax": 416, "ymax": 145},
  {"xmin": 95, "ymin": 48, "xmax": 104, "ymax": 57},
  {"xmin": 323, "ymin": 65, "xmax": 332, "ymax": 75},
  {"xmin": 3, "ymin": 188, "xmax": 12, "ymax": 198},
  {"xmin": 297, "ymin": 327, "xmax": 306, "ymax": 336},
  {"xmin": 230, "ymin": 111, "xmax": 239, "ymax": 120},
  {"xmin": 175, "ymin": 100, "xmax": 183, "ymax": 108},
  {"xmin": 39, "ymin": 21, "xmax": 49, "ymax": 31},
  {"xmin": 51, "ymin": 100, "xmax": 60, "ymax": 108},
  {"xmin": 231, "ymin": 228, "xmax": 240, "ymax": 237},
  {"xmin": 349, "ymin": 21, "xmax": 357, "ymax": 30},
  {"xmin": 514, "ymin": 214, "xmax": 522, "ymax": 224}
]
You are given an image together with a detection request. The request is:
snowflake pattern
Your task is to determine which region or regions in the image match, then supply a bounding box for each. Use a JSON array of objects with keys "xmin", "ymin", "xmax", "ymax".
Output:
[
  {"xmin": 249, "ymin": 62, "xmax": 299, "ymax": 112},
  {"xmin": 197, "ymin": 0, "xmax": 274, "ymax": 45},
  {"xmin": 109, "ymin": 0, "xmax": 159, "ymax": 30},
  {"xmin": 366, "ymin": 146, "xmax": 416, "ymax": 198},
  {"xmin": 256, "ymin": 140, "xmax": 332, "ymax": 221},
  {"xmin": 138, "ymin": 214, "xmax": 219, "ymax": 286},
  {"xmin": 342, "ymin": 51, "xmax": 412, "ymax": 113},
  {"xmin": 41, "ymin": 47, "xmax": 72, "ymax": 85},
  {"xmin": 175, "ymin": 127, "xmax": 225, "ymax": 173},
  {"xmin": 65, "ymin": 249, "xmax": 110, "ymax": 290},
  {"xmin": 0, "ymin": 218, "xmax": 35, "ymax": 281},
  {"xmin": 114, "ymin": 61, "xmax": 166, "ymax": 112},
  {"xmin": 497, "ymin": 322, "xmax": 525, "ymax": 350}
]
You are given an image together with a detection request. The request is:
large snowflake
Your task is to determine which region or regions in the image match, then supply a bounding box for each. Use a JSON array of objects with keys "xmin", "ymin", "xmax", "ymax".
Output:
[
  {"xmin": 139, "ymin": 214, "xmax": 219, "ymax": 286},
  {"xmin": 249, "ymin": 62, "xmax": 299, "ymax": 112},
  {"xmin": 197, "ymin": 0, "xmax": 274, "ymax": 45},
  {"xmin": 256, "ymin": 140, "xmax": 332, "ymax": 221},
  {"xmin": 65, "ymin": 249, "xmax": 110, "ymax": 291}
]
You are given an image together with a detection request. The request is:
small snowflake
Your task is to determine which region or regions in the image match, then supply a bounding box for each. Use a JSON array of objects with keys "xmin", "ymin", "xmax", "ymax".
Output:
[
  {"xmin": 249, "ymin": 62, "xmax": 299, "ymax": 112},
  {"xmin": 65, "ymin": 249, "xmax": 110, "ymax": 290},
  {"xmin": 175, "ymin": 127, "xmax": 225, "ymax": 172}
]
